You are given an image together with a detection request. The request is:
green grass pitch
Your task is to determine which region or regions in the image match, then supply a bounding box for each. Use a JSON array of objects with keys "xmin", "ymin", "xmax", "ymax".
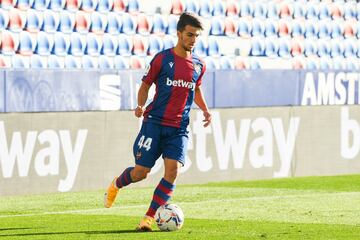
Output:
[{"xmin": 1, "ymin": 175, "xmax": 360, "ymax": 239}]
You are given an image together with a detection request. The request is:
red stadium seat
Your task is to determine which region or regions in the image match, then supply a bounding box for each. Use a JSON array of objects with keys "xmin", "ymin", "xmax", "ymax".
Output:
[
  {"xmin": 279, "ymin": 3, "xmax": 291, "ymax": 18},
  {"xmin": 1, "ymin": 0, "xmax": 16, "ymax": 9},
  {"xmin": 1, "ymin": 31, "xmax": 18, "ymax": 55},
  {"xmin": 224, "ymin": 18, "xmax": 237, "ymax": 37},
  {"xmin": 65, "ymin": 0, "xmax": 79, "ymax": 11},
  {"xmin": 344, "ymin": 21, "xmax": 355, "ymax": 38},
  {"xmin": 290, "ymin": 40, "xmax": 303, "ymax": 57},
  {"xmin": 225, "ymin": 0, "xmax": 239, "ymax": 16},
  {"xmin": 278, "ymin": 20, "xmax": 290, "ymax": 37},
  {"xmin": 8, "ymin": 9, "xmax": 24, "ymax": 32},
  {"xmin": 130, "ymin": 55, "xmax": 144, "ymax": 69},
  {"xmin": 137, "ymin": 14, "xmax": 150, "ymax": 35},
  {"xmin": 132, "ymin": 34, "xmax": 146, "ymax": 56},
  {"xmin": 113, "ymin": 0, "xmax": 126, "ymax": 12},
  {"xmin": 171, "ymin": 0, "xmax": 184, "ymax": 15},
  {"xmin": 16, "ymin": 0, "xmax": 32, "ymax": 10},
  {"xmin": 75, "ymin": 11, "xmax": 90, "ymax": 33}
]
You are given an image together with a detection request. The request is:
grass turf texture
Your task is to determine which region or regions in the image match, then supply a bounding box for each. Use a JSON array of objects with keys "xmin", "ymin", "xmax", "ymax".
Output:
[{"xmin": 0, "ymin": 174, "xmax": 360, "ymax": 239}]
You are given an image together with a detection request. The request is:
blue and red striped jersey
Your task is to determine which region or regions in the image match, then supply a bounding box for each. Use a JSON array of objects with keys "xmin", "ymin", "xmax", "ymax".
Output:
[{"xmin": 142, "ymin": 48, "xmax": 206, "ymax": 128}]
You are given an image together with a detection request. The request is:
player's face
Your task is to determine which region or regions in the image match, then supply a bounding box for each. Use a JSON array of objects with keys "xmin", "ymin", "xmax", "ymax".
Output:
[{"xmin": 178, "ymin": 25, "xmax": 201, "ymax": 52}]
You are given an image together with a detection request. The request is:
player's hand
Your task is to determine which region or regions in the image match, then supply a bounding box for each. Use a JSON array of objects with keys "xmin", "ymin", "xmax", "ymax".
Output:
[
  {"xmin": 203, "ymin": 111, "xmax": 212, "ymax": 127},
  {"xmin": 135, "ymin": 106, "xmax": 144, "ymax": 118}
]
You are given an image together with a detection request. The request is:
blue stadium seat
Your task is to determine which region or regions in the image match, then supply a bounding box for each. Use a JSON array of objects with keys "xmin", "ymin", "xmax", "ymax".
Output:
[
  {"xmin": 75, "ymin": 11, "xmax": 90, "ymax": 33},
  {"xmin": 249, "ymin": 58, "xmax": 261, "ymax": 70},
  {"xmin": 357, "ymin": 5, "xmax": 360, "ymax": 21},
  {"xmin": 58, "ymin": 11, "xmax": 75, "ymax": 33},
  {"xmin": 26, "ymin": 9, "xmax": 43, "ymax": 33},
  {"xmin": 199, "ymin": 0, "xmax": 213, "ymax": 18},
  {"xmin": 292, "ymin": 2, "xmax": 305, "ymax": 19},
  {"xmin": 305, "ymin": 4, "xmax": 319, "ymax": 19},
  {"xmin": 68, "ymin": 33, "xmax": 85, "ymax": 56},
  {"xmin": 65, "ymin": 55, "xmax": 81, "ymax": 68},
  {"xmin": 82, "ymin": 55, "xmax": 97, "ymax": 68},
  {"xmin": 0, "ymin": 9, "xmax": 9, "ymax": 31},
  {"xmin": 166, "ymin": 15, "xmax": 178, "ymax": 35},
  {"xmin": 42, "ymin": 10, "xmax": 59, "ymax": 33},
  {"xmin": 127, "ymin": 0, "xmax": 139, "ymax": 14},
  {"xmin": 31, "ymin": 54, "xmax": 47, "ymax": 68},
  {"xmin": 306, "ymin": 58, "xmax": 319, "ymax": 70},
  {"xmin": 224, "ymin": 18, "xmax": 237, "ymax": 37},
  {"xmin": 16, "ymin": 0, "xmax": 33, "ymax": 10},
  {"xmin": 163, "ymin": 35, "xmax": 176, "ymax": 49},
  {"xmin": 90, "ymin": 12, "xmax": 106, "ymax": 34},
  {"xmin": 185, "ymin": 0, "xmax": 199, "ymax": 14},
  {"xmin": 319, "ymin": 57, "xmax": 332, "ymax": 70},
  {"xmin": 137, "ymin": 14, "xmax": 150, "ymax": 35},
  {"xmin": 8, "ymin": 9, "xmax": 24, "ymax": 32},
  {"xmin": 35, "ymin": 31, "xmax": 53, "ymax": 56},
  {"xmin": 225, "ymin": 0, "xmax": 238, "ymax": 16},
  {"xmin": 18, "ymin": 31, "xmax": 34, "ymax": 55},
  {"xmin": 114, "ymin": 55, "xmax": 129, "ymax": 69},
  {"xmin": 32, "ymin": 0, "xmax": 50, "ymax": 11},
  {"xmin": 212, "ymin": 0, "xmax": 224, "ymax": 17},
  {"xmin": 209, "ymin": 17, "xmax": 224, "ymax": 36},
  {"xmin": 331, "ymin": 22, "xmax": 343, "ymax": 39},
  {"xmin": 99, "ymin": 55, "xmax": 113, "ymax": 69},
  {"xmin": 291, "ymin": 20, "xmax": 304, "ymax": 38},
  {"xmin": 219, "ymin": 56, "xmax": 234, "ymax": 69},
  {"xmin": 330, "ymin": 40, "xmax": 344, "ymax": 58},
  {"xmin": 193, "ymin": 38, "xmax": 207, "ymax": 57},
  {"xmin": 147, "ymin": 34, "xmax": 163, "ymax": 56},
  {"xmin": 96, "ymin": 0, "xmax": 113, "ymax": 13},
  {"xmin": 304, "ymin": 21, "xmax": 318, "ymax": 38},
  {"xmin": 204, "ymin": 56, "xmax": 219, "ymax": 70},
  {"xmin": 304, "ymin": 40, "xmax": 317, "ymax": 57},
  {"xmin": 1, "ymin": 31, "xmax": 17, "ymax": 55},
  {"xmin": 85, "ymin": 33, "xmax": 101, "ymax": 56},
  {"xmin": 253, "ymin": 1, "xmax": 266, "ymax": 19},
  {"xmin": 264, "ymin": 38, "xmax": 278, "ymax": 57},
  {"xmin": 250, "ymin": 38, "xmax": 265, "ymax": 56},
  {"xmin": 117, "ymin": 34, "xmax": 132, "ymax": 56},
  {"xmin": 317, "ymin": 40, "xmax": 331, "ymax": 57},
  {"xmin": 101, "ymin": 34, "xmax": 118, "ymax": 56},
  {"xmin": 151, "ymin": 14, "xmax": 166, "ymax": 35},
  {"xmin": 48, "ymin": 0, "xmax": 65, "ymax": 11},
  {"xmin": 343, "ymin": 39, "xmax": 357, "ymax": 58},
  {"xmin": 48, "ymin": 54, "xmax": 63, "ymax": 68},
  {"xmin": 106, "ymin": 12, "xmax": 121, "ymax": 34},
  {"xmin": 317, "ymin": 21, "xmax": 331, "ymax": 38},
  {"xmin": 207, "ymin": 37, "xmax": 220, "ymax": 57},
  {"xmin": 356, "ymin": 24, "xmax": 360, "ymax": 39},
  {"xmin": 343, "ymin": 3, "xmax": 355, "ymax": 20},
  {"xmin": 266, "ymin": 2, "xmax": 278, "ymax": 19},
  {"xmin": 238, "ymin": 18, "xmax": 251, "ymax": 37},
  {"xmin": 121, "ymin": 13, "xmax": 136, "ymax": 35},
  {"xmin": 332, "ymin": 57, "xmax": 345, "ymax": 70},
  {"xmin": 251, "ymin": 19, "xmax": 265, "ymax": 37},
  {"xmin": 277, "ymin": 38, "xmax": 291, "ymax": 57},
  {"xmin": 81, "ymin": 0, "xmax": 97, "ymax": 12},
  {"xmin": 52, "ymin": 32, "xmax": 70, "ymax": 56},
  {"xmin": 12, "ymin": 54, "xmax": 29, "ymax": 68},
  {"xmin": 346, "ymin": 58, "xmax": 358, "ymax": 70},
  {"xmin": 318, "ymin": 3, "xmax": 330, "ymax": 20},
  {"xmin": 240, "ymin": 2, "xmax": 253, "ymax": 18}
]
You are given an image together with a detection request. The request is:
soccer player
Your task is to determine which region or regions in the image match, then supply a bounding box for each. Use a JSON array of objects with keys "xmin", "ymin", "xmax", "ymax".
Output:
[{"xmin": 104, "ymin": 12, "xmax": 211, "ymax": 231}]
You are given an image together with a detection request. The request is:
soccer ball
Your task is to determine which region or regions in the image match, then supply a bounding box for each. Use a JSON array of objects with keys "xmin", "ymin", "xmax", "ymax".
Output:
[{"xmin": 155, "ymin": 203, "xmax": 184, "ymax": 231}]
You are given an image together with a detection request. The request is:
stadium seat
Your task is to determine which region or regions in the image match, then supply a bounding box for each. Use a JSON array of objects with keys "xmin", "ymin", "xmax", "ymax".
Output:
[
  {"xmin": 117, "ymin": 34, "xmax": 132, "ymax": 56},
  {"xmin": 30, "ymin": 54, "xmax": 47, "ymax": 68},
  {"xmin": 48, "ymin": 0, "xmax": 65, "ymax": 11},
  {"xmin": 113, "ymin": 0, "xmax": 126, "ymax": 12},
  {"xmin": 16, "ymin": 0, "xmax": 33, "ymax": 10},
  {"xmin": 252, "ymin": 1, "xmax": 266, "ymax": 19},
  {"xmin": 225, "ymin": 0, "xmax": 238, "ymax": 16},
  {"xmin": 290, "ymin": 40, "xmax": 303, "ymax": 57},
  {"xmin": 65, "ymin": 55, "xmax": 81, "ymax": 68},
  {"xmin": 238, "ymin": 18, "xmax": 251, "ymax": 37},
  {"xmin": 101, "ymin": 34, "xmax": 118, "ymax": 56},
  {"xmin": 25, "ymin": 9, "xmax": 43, "ymax": 33},
  {"xmin": 130, "ymin": 56, "xmax": 144, "ymax": 69},
  {"xmin": 98, "ymin": 55, "xmax": 113, "ymax": 69},
  {"xmin": 166, "ymin": 15, "xmax": 178, "ymax": 36},
  {"xmin": 32, "ymin": 0, "xmax": 50, "ymax": 11},
  {"xmin": 114, "ymin": 55, "xmax": 129, "ymax": 69},
  {"xmin": 319, "ymin": 57, "xmax": 332, "ymax": 70},
  {"xmin": 12, "ymin": 54, "xmax": 29, "ymax": 68},
  {"xmin": 1, "ymin": 31, "xmax": 17, "ymax": 55},
  {"xmin": 132, "ymin": 35, "xmax": 146, "ymax": 56},
  {"xmin": 85, "ymin": 33, "xmax": 101, "ymax": 56},
  {"xmin": 264, "ymin": 20, "xmax": 277, "ymax": 37},
  {"xmin": 317, "ymin": 40, "xmax": 331, "ymax": 57},
  {"xmin": 318, "ymin": 3, "xmax": 330, "ymax": 20},
  {"xmin": 249, "ymin": 58, "xmax": 261, "ymax": 69},
  {"xmin": 304, "ymin": 40, "xmax": 317, "ymax": 57},
  {"xmin": 277, "ymin": 38, "xmax": 291, "ymax": 57},
  {"xmin": 8, "ymin": 9, "xmax": 24, "ymax": 32},
  {"xmin": 292, "ymin": 2, "xmax": 305, "ymax": 19},
  {"xmin": 96, "ymin": 0, "xmax": 113, "ymax": 13},
  {"xmin": 18, "ymin": 31, "xmax": 34, "ymax": 56},
  {"xmin": 251, "ymin": 19, "xmax": 265, "ymax": 37},
  {"xmin": 357, "ymin": 5, "xmax": 360, "ymax": 21},
  {"xmin": 304, "ymin": 21, "xmax": 318, "ymax": 38},
  {"xmin": 81, "ymin": 0, "xmax": 97, "ymax": 12},
  {"xmin": 224, "ymin": 18, "xmax": 237, "ymax": 37},
  {"xmin": 65, "ymin": 0, "xmax": 79, "ymax": 11},
  {"xmin": 0, "ymin": 9, "xmax": 9, "ymax": 31},
  {"xmin": 292, "ymin": 58, "xmax": 304, "ymax": 69},
  {"xmin": 234, "ymin": 56, "xmax": 247, "ymax": 69},
  {"xmin": 52, "ymin": 32, "xmax": 70, "ymax": 56},
  {"xmin": 266, "ymin": 2, "xmax": 278, "ymax": 19},
  {"xmin": 212, "ymin": 0, "xmax": 224, "ymax": 17},
  {"xmin": 343, "ymin": 3, "xmax": 355, "ymax": 20},
  {"xmin": 137, "ymin": 14, "xmax": 150, "ymax": 35},
  {"xmin": 42, "ymin": 10, "xmax": 60, "ymax": 33},
  {"xmin": 343, "ymin": 39, "xmax": 357, "ymax": 58},
  {"xmin": 162, "ymin": 35, "xmax": 176, "ymax": 49},
  {"xmin": 305, "ymin": 4, "xmax": 319, "ymax": 19},
  {"xmin": 147, "ymin": 34, "xmax": 163, "ymax": 56},
  {"xmin": 331, "ymin": 21, "xmax": 343, "ymax": 39},
  {"xmin": 219, "ymin": 56, "xmax": 234, "ymax": 69},
  {"xmin": 264, "ymin": 38, "xmax": 278, "ymax": 57},
  {"xmin": 278, "ymin": 20, "xmax": 290, "ymax": 37},
  {"xmin": 48, "ymin": 54, "xmax": 63, "ymax": 68},
  {"xmin": 250, "ymin": 38, "xmax": 265, "ymax": 56},
  {"xmin": 207, "ymin": 37, "xmax": 220, "ymax": 57},
  {"xmin": 291, "ymin": 20, "xmax": 304, "ymax": 37},
  {"xmin": 204, "ymin": 56, "xmax": 219, "ymax": 70},
  {"xmin": 151, "ymin": 14, "xmax": 166, "ymax": 35},
  {"xmin": 106, "ymin": 12, "xmax": 121, "ymax": 34},
  {"xmin": 343, "ymin": 21, "xmax": 355, "ymax": 38},
  {"xmin": 35, "ymin": 31, "xmax": 53, "ymax": 56},
  {"xmin": 185, "ymin": 0, "xmax": 199, "ymax": 14},
  {"xmin": 330, "ymin": 40, "xmax": 344, "ymax": 58},
  {"xmin": 306, "ymin": 58, "xmax": 319, "ymax": 70},
  {"xmin": 279, "ymin": 2, "xmax": 291, "ymax": 18},
  {"xmin": 58, "ymin": 11, "xmax": 75, "ymax": 33},
  {"xmin": 1, "ymin": 0, "xmax": 16, "ymax": 9},
  {"xmin": 193, "ymin": 38, "xmax": 207, "ymax": 57},
  {"xmin": 239, "ymin": 2, "xmax": 253, "ymax": 18},
  {"xmin": 75, "ymin": 11, "xmax": 90, "ymax": 33},
  {"xmin": 171, "ymin": 0, "xmax": 184, "ymax": 15},
  {"xmin": 332, "ymin": 57, "xmax": 345, "ymax": 70},
  {"xmin": 90, "ymin": 12, "xmax": 106, "ymax": 34},
  {"xmin": 356, "ymin": 24, "xmax": 360, "ymax": 39},
  {"xmin": 331, "ymin": 4, "xmax": 342, "ymax": 19},
  {"xmin": 127, "ymin": 0, "xmax": 139, "ymax": 14},
  {"xmin": 121, "ymin": 13, "xmax": 136, "ymax": 35},
  {"xmin": 0, "ymin": 57, "xmax": 7, "ymax": 68},
  {"xmin": 68, "ymin": 33, "xmax": 85, "ymax": 56},
  {"xmin": 317, "ymin": 20, "xmax": 331, "ymax": 39},
  {"xmin": 199, "ymin": 0, "xmax": 213, "ymax": 18},
  {"xmin": 82, "ymin": 54, "xmax": 97, "ymax": 68}
]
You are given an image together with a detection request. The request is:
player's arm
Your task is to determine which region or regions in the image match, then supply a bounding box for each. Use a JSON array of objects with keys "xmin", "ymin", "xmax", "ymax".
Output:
[
  {"xmin": 194, "ymin": 86, "xmax": 211, "ymax": 127},
  {"xmin": 135, "ymin": 82, "xmax": 151, "ymax": 118}
]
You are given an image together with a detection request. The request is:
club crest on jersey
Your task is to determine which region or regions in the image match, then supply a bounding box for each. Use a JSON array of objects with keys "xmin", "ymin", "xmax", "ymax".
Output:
[
  {"xmin": 169, "ymin": 62, "xmax": 174, "ymax": 68},
  {"xmin": 194, "ymin": 64, "xmax": 201, "ymax": 75}
]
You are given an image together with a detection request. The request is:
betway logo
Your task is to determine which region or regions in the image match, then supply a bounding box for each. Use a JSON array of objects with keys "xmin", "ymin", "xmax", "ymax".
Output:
[
  {"xmin": 166, "ymin": 78, "xmax": 195, "ymax": 91},
  {"xmin": 0, "ymin": 122, "xmax": 88, "ymax": 192}
]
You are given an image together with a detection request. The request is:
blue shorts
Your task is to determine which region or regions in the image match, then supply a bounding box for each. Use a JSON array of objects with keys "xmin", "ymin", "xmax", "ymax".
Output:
[{"xmin": 133, "ymin": 122, "xmax": 189, "ymax": 168}]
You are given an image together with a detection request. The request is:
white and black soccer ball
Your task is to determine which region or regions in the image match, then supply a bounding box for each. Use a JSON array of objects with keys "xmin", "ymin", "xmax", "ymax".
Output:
[{"xmin": 155, "ymin": 203, "xmax": 184, "ymax": 231}]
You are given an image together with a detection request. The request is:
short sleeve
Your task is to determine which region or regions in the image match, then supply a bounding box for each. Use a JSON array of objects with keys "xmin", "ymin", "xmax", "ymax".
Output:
[{"xmin": 142, "ymin": 53, "xmax": 163, "ymax": 85}]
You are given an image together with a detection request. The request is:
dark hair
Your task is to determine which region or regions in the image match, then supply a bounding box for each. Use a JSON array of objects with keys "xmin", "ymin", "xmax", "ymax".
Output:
[{"xmin": 177, "ymin": 12, "xmax": 203, "ymax": 32}]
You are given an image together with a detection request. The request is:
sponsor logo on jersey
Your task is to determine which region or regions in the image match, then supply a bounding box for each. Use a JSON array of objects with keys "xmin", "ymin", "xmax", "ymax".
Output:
[
  {"xmin": 169, "ymin": 62, "xmax": 174, "ymax": 68},
  {"xmin": 166, "ymin": 78, "xmax": 195, "ymax": 91}
]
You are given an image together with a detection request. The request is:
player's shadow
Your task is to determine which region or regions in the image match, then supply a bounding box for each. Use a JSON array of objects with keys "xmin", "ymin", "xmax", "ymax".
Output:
[{"xmin": 0, "ymin": 229, "xmax": 161, "ymax": 237}]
